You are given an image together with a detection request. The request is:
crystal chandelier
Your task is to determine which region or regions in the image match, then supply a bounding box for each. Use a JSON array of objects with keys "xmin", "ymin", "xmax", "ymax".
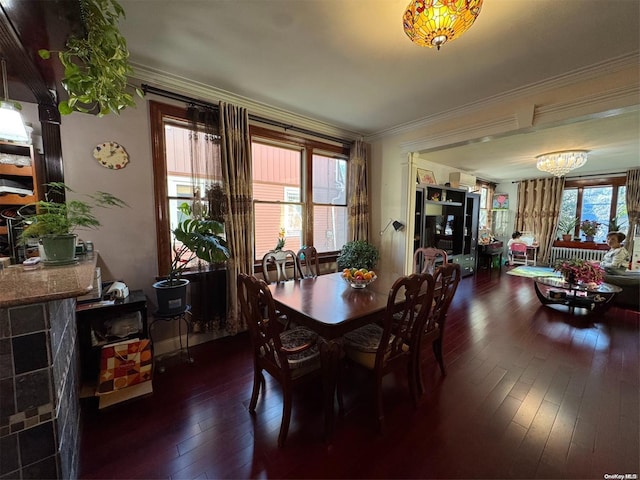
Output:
[
  {"xmin": 536, "ymin": 150, "xmax": 589, "ymax": 177},
  {"xmin": 403, "ymin": 0, "xmax": 484, "ymax": 50}
]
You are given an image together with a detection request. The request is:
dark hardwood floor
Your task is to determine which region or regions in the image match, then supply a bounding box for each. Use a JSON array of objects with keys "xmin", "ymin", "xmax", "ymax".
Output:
[{"xmin": 78, "ymin": 269, "xmax": 640, "ymax": 479}]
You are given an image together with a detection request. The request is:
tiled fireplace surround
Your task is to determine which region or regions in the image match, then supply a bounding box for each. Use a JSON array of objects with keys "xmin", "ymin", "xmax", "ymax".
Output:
[{"xmin": 0, "ymin": 299, "xmax": 79, "ymax": 479}]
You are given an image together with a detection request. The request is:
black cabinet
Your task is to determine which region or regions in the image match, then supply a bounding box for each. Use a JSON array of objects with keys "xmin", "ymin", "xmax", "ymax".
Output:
[
  {"xmin": 414, "ymin": 185, "xmax": 479, "ymax": 277},
  {"xmin": 76, "ymin": 290, "xmax": 148, "ymax": 384}
]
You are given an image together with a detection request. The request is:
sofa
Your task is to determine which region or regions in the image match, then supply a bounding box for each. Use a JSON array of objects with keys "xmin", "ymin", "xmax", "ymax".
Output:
[{"xmin": 604, "ymin": 271, "xmax": 640, "ymax": 311}]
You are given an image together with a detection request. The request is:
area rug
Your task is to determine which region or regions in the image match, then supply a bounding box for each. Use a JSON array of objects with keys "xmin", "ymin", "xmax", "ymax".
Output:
[{"xmin": 506, "ymin": 266, "xmax": 561, "ymax": 278}]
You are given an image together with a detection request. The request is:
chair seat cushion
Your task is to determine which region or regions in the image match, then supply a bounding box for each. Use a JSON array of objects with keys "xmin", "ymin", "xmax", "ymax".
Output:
[
  {"xmin": 279, "ymin": 327, "xmax": 320, "ymax": 373},
  {"xmin": 343, "ymin": 324, "xmax": 408, "ymax": 370},
  {"xmin": 343, "ymin": 324, "xmax": 386, "ymax": 353}
]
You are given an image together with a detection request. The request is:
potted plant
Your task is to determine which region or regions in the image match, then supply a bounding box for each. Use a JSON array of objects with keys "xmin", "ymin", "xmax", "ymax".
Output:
[
  {"xmin": 336, "ymin": 240, "xmax": 380, "ymax": 271},
  {"xmin": 38, "ymin": 0, "xmax": 143, "ymax": 116},
  {"xmin": 152, "ymin": 202, "xmax": 230, "ymax": 315},
  {"xmin": 557, "ymin": 216, "xmax": 579, "ymax": 241},
  {"xmin": 18, "ymin": 182, "xmax": 127, "ymax": 264},
  {"xmin": 553, "ymin": 258, "xmax": 605, "ymax": 285},
  {"xmin": 580, "ymin": 219, "xmax": 601, "ymax": 242},
  {"xmin": 608, "ymin": 216, "xmax": 627, "ymax": 233}
]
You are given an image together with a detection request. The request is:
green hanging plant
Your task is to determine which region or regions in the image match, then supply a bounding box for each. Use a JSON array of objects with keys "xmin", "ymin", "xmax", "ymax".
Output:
[{"xmin": 38, "ymin": 0, "xmax": 143, "ymax": 116}]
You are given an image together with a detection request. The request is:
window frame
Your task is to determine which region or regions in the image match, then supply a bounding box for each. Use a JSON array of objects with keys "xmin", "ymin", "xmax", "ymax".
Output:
[
  {"xmin": 250, "ymin": 126, "xmax": 350, "ymax": 262},
  {"xmin": 562, "ymin": 176, "xmax": 627, "ymax": 240},
  {"xmin": 150, "ymin": 102, "xmax": 350, "ymax": 276}
]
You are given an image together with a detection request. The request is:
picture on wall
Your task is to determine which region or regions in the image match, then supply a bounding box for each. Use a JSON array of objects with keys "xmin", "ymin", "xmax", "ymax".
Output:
[
  {"xmin": 416, "ymin": 168, "xmax": 437, "ymax": 185},
  {"xmin": 493, "ymin": 193, "xmax": 509, "ymax": 209}
]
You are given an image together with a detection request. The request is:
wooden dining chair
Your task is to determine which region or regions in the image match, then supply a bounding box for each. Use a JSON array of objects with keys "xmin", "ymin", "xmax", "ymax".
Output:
[
  {"xmin": 297, "ymin": 245, "xmax": 320, "ymax": 278},
  {"xmin": 237, "ymin": 273, "xmax": 321, "ymax": 447},
  {"xmin": 262, "ymin": 250, "xmax": 302, "ymax": 284},
  {"xmin": 416, "ymin": 262, "xmax": 461, "ymax": 395},
  {"xmin": 413, "ymin": 247, "xmax": 448, "ymax": 274},
  {"xmin": 342, "ymin": 272, "xmax": 435, "ymax": 432}
]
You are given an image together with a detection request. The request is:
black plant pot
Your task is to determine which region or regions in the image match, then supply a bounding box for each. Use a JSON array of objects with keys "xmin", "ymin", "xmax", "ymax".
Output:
[{"xmin": 152, "ymin": 279, "xmax": 190, "ymax": 315}]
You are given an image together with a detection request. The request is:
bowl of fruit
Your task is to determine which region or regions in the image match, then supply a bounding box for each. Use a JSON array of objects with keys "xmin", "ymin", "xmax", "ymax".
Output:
[{"xmin": 341, "ymin": 268, "xmax": 377, "ymax": 289}]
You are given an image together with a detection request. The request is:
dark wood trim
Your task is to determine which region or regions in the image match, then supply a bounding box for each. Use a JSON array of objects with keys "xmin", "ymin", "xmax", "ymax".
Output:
[
  {"xmin": 149, "ymin": 100, "xmax": 190, "ymax": 276},
  {"xmin": 564, "ymin": 175, "xmax": 627, "ymax": 188},
  {"xmin": 250, "ymin": 125, "xmax": 350, "ymax": 156},
  {"xmin": 552, "ymin": 240, "xmax": 609, "ymax": 250}
]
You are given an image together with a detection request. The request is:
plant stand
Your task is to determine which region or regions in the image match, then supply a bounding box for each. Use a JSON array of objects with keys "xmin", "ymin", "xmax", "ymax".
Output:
[{"xmin": 149, "ymin": 305, "xmax": 194, "ymax": 374}]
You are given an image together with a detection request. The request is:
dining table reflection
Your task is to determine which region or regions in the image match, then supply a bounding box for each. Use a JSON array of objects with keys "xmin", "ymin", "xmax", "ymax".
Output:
[{"xmin": 268, "ymin": 271, "xmax": 397, "ymax": 440}]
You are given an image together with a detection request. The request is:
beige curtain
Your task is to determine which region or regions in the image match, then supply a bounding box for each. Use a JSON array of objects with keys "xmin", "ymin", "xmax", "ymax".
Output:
[
  {"xmin": 625, "ymin": 168, "xmax": 640, "ymax": 255},
  {"xmin": 219, "ymin": 102, "xmax": 254, "ymax": 335},
  {"xmin": 515, "ymin": 177, "xmax": 565, "ymax": 265},
  {"xmin": 348, "ymin": 139, "xmax": 370, "ymax": 241}
]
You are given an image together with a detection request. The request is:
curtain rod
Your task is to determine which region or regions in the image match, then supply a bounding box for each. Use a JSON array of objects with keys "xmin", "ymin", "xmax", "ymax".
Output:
[
  {"xmin": 511, "ymin": 171, "xmax": 627, "ymax": 183},
  {"xmin": 141, "ymin": 84, "xmax": 353, "ymax": 146}
]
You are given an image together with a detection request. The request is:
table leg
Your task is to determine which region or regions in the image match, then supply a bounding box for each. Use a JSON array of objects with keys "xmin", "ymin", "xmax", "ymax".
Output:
[{"xmin": 317, "ymin": 336, "xmax": 342, "ymax": 442}]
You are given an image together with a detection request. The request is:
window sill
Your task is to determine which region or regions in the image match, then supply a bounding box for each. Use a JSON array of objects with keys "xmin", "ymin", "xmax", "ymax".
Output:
[{"xmin": 553, "ymin": 240, "xmax": 608, "ymax": 250}]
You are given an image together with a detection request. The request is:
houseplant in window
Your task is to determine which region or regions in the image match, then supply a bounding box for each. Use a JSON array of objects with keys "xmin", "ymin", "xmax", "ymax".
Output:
[
  {"xmin": 336, "ymin": 240, "xmax": 380, "ymax": 271},
  {"xmin": 557, "ymin": 216, "xmax": 579, "ymax": 241},
  {"xmin": 580, "ymin": 219, "xmax": 601, "ymax": 242},
  {"xmin": 19, "ymin": 182, "xmax": 127, "ymax": 265},
  {"xmin": 608, "ymin": 216, "xmax": 626, "ymax": 233},
  {"xmin": 152, "ymin": 202, "xmax": 229, "ymax": 315}
]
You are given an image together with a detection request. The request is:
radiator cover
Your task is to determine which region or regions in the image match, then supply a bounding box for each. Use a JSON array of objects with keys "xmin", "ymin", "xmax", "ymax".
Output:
[{"xmin": 549, "ymin": 247, "xmax": 606, "ymax": 264}]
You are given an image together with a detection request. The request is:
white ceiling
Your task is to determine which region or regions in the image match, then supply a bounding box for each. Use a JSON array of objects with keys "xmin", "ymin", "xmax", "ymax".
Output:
[{"xmin": 119, "ymin": 0, "xmax": 640, "ymax": 182}]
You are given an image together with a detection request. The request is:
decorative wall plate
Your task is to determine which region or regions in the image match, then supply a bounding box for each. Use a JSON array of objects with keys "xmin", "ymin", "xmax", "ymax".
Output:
[{"xmin": 93, "ymin": 142, "xmax": 129, "ymax": 169}]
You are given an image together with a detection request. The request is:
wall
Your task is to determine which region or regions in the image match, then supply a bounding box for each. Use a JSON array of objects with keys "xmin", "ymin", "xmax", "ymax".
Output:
[{"xmin": 58, "ymin": 103, "xmax": 157, "ymax": 295}]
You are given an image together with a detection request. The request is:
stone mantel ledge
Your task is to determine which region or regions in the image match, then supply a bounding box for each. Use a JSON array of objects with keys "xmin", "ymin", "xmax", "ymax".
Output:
[{"xmin": 0, "ymin": 255, "xmax": 97, "ymax": 308}]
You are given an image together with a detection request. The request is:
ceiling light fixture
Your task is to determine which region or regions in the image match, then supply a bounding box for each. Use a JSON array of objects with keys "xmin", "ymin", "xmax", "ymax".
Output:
[
  {"xmin": 402, "ymin": 0, "xmax": 484, "ymax": 50},
  {"xmin": 536, "ymin": 150, "xmax": 589, "ymax": 177},
  {"xmin": 0, "ymin": 57, "xmax": 28, "ymax": 143}
]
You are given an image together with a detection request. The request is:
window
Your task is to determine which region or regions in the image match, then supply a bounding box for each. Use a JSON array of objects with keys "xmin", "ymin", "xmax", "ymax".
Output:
[
  {"xmin": 151, "ymin": 104, "xmax": 351, "ymax": 272},
  {"xmin": 559, "ymin": 176, "xmax": 627, "ymax": 243},
  {"xmin": 478, "ymin": 185, "xmax": 489, "ymax": 230},
  {"xmin": 251, "ymin": 127, "xmax": 349, "ymax": 261},
  {"xmin": 150, "ymin": 101, "xmax": 223, "ymax": 276}
]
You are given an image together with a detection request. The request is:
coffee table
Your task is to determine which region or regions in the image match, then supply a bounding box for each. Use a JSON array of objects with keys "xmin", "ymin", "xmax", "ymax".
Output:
[{"xmin": 533, "ymin": 276, "xmax": 622, "ymax": 313}]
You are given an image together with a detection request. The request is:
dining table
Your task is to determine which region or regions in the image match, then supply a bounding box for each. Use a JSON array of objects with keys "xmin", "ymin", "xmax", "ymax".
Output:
[{"xmin": 268, "ymin": 271, "xmax": 396, "ymax": 440}]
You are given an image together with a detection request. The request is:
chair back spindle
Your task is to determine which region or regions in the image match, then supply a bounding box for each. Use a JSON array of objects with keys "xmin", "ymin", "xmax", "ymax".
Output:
[
  {"xmin": 413, "ymin": 247, "xmax": 448, "ymax": 274},
  {"xmin": 262, "ymin": 250, "xmax": 302, "ymax": 283},
  {"xmin": 297, "ymin": 246, "xmax": 320, "ymax": 278}
]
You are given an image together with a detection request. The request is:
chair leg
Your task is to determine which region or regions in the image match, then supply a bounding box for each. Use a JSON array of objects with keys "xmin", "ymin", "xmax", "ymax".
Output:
[
  {"xmin": 432, "ymin": 338, "xmax": 446, "ymax": 376},
  {"xmin": 375, "ymin": 376, "xmax": 385, "ymax": 433},
  {"xmin": 336, "ymin": 365, "xmax": 345, "ymax": 416},
  {"xmin": 408, "ymin": 360, "xmax": 420, "ymax": 407},
  {"xmin": 249, "ymin": 369, "xmax": 263, "ymax": 413},
  {"xmin": 278, "ymin": 387, "xmax": 293, "ymax": 448}
]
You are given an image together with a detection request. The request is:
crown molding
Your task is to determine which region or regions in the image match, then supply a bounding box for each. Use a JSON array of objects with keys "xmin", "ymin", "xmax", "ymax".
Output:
[
  {"xmin": 399, "ymin": 115, "xmax": 519, "ymax": 153},
  {"xmin": 131, "ymin": 63, "xmax": 362, "ymax": 142},
  {"xmin": 534, "ymin": 84, "xmax": 639, "ymax": 124},
  {"xmin": 368, "ymin": 52, "xmax": 640, "ymax": 141}
]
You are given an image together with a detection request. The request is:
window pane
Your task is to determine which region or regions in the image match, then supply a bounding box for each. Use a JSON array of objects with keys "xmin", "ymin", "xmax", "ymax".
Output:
[
  {"xmin": 313, "ymin": 205, "xmax": 348, "ymax": 253},
  {"xmin": 560, "ymin": 188, "xmax": 578, "ymax": 222},
  {"xmin": 581, "ymin": 186, "xmax": 612, "ymax": 242},
  {"xmin": 480, "ymin": 187, "xmax": 487, "ymax": 208},
  {"xmin": 254, "ymin": 203, "xmax": 303, "ymax": 260},
  {"xmin": 313, "ymin": 154, "xmax": 347, "ymax": 204},
  {"xmin": 252, "ymin": 143, "xmax": 301, "ymax": 201},
  {"xmin": 615, "ymin": 186, "xmax": 628, "ymax": 232}
]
